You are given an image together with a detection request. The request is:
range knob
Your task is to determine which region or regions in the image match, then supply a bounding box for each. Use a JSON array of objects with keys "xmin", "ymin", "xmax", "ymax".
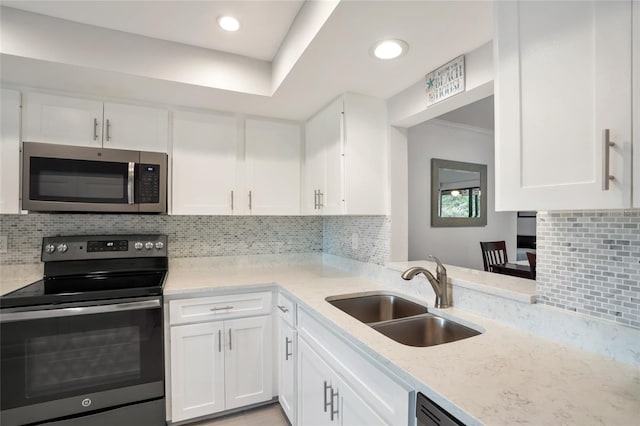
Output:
[
  {"xmin": 155, "ymin": 241, "xmax": 164, "ymax": 250},
  {"xmin": 56, "ymin": 243, "xmax": 68, "ymax": 253},
  {"xmin": 134, "ymin": 242, "xmax": 143, "ymax": 250},
  {"xmin": 144, "ymin": 242, "xmax": 154, "ymax": 250},
  {"xmin": 45, "ymin": 244, "xmax": 56, "ymax": 254}
]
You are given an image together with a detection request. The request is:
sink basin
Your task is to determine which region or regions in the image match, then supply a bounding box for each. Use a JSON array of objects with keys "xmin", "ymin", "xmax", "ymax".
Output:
[
  {"xmin": 325, "ymin": 292, "xmax": 428, "ymax": 323},
  {"xmin": 325, "ymin": 291, "xmax": 481, "ymax": 347},
  {"xmin": 371, "ymin": 314, "xmax": 481, "ymax": 347}
]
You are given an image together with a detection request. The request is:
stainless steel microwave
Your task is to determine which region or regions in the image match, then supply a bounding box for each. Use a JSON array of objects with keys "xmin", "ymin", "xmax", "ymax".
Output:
[{"xmin": 22, "ymin": 142, "xmax": 167, "ymax": 213}]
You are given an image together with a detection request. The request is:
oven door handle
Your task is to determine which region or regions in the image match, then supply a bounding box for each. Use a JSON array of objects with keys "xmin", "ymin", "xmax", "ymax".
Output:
[{"xmin": 0, "ymin": 299, "xmax": 160, "ymax": 322}]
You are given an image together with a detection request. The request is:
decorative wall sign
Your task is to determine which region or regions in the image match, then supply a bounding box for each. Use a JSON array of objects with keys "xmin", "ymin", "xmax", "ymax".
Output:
[{"xmin": 425, "ymin": 55, "xmax": 465, "ymax": 106}]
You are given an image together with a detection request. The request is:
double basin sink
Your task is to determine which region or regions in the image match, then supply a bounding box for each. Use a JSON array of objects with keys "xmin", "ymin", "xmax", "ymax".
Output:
[{"xmin": 325, "ymin": 292, "xmax": 480, "ymax": 347}]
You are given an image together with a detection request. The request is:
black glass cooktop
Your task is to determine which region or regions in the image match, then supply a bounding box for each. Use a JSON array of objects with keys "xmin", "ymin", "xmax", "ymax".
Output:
[{"xmin": 0, "ymin": 271, "xmax": 166, "ymax": 309}]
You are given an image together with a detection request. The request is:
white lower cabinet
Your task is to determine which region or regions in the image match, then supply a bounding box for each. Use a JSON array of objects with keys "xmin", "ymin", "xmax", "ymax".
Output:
[
  {"xmin": 170, "ymin": 321, "xmax": 225, "ymax": 421},
  {"xmin": 297, "ymin": 308, "xmax": 410, "ymax": 426},
  {"xmin": 278, "ymin": 317, "xmax": 296, "ymax": 423},
  {"xmin": 169, "ymin": 294, "xmax": 273, "ymax": 423},
  {"xmin": 298, "ymin": 338, "xmax": 385, "ymax": 426}
]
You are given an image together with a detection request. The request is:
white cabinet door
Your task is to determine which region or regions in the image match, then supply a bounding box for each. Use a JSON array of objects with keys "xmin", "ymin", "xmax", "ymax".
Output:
[
  {"xmin": 170, "ymin": 322, "xmax": 225, "ymax": 422},
  {"xmin": 224, "ymin": 316, "xmax": 273, "ymax": 410},
  {"xmin": 172, "ymin": 110, "xmax": 238, "ymax": 215},
  {"xmin": 22, "ymin": 92, "xmax": 103, "ymax": 147},
  {"xmin": 103, "ymin": 102, "xmax": 168, "ymax": 152},
  {"xmin": 0, "ymin": 89, "xmax": 21, "ymax": 213},
  {"xmin": 321, "ymin": 97, "xmax": 345, "ymax": 215},
  {"xmin": 495, "ymin": 1, "xmax": 633, "ymax": 211},
  {"xmin": 304, "ymin": 108, "xmax": 328, "ymax": 215},
  {"xmin": 298, "ymin": 338, "xmax": 334, "ymax": 426},
  {"xmin": 303, "ymin": 94, "xmax": 388, "ymax": 215},
  {"xmin": 337, "ymin": 376, "xmax": 386, "ymax": 426},
  {"xmin": 278, "ymin": 318, "xmax": 296, "ymax": 424},
  {"xmin": 342, "ymin": 93, "xmax": 388, "ymax": 215},
  {"xmin": 245, "ymin": 118, "xmax": 301, "ymax": 215}
]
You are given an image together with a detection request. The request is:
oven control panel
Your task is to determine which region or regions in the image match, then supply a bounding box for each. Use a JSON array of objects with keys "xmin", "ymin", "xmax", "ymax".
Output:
[{"xmin": 42, "ymin": 235, "xmax": 168, "ymax": 261}]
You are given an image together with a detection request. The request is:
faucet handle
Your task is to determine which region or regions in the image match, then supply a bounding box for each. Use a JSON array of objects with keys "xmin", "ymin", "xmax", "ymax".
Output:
[{"xmin": 429, "ymin": 255, "xmax": 446, "ymax": 272}]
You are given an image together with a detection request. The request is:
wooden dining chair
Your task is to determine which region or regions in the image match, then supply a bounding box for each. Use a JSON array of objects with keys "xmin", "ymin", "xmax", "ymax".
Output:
[
  {"xmin": 527, "ymin": 252, "xmax": 537, "ymax": 280},
  {"xmin": 480, "ymin": 241, "xmax": 508, "ymax": 272}
]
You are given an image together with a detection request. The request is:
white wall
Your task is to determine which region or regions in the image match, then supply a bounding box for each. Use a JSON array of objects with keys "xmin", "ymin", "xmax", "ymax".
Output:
[{"xmin": 407, "ymin": 120, "xmax": 517, "ymax": 270}]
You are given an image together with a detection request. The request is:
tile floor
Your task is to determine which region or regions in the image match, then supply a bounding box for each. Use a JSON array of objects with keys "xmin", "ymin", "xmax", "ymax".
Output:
[{"xmin": 189, "ymin": 403, "xmax": 288, "ymax": 426}]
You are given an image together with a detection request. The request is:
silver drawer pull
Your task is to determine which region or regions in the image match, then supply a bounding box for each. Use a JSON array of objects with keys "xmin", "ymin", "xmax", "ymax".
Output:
[
  {"xmin": 210, "ymin": 305, "xmax": 233, "ymax": 312},
  {"xmin": 277, "ymin": 305, "xmax": 289, "ymax": 313}
]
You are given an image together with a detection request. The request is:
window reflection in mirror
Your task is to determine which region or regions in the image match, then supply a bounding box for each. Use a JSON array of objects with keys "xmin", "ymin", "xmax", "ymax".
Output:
[
  {"xmin": 438, "ymin": 168, "xmax": 482, "ymax": 218},
  {"xmin": 431, "ymin": 159, "xmax": 487, "ymax": 227}
]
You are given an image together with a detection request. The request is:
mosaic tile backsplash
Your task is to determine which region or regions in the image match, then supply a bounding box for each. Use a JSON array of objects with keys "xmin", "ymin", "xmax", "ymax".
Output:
[
  {"xmin": 0, "ymin": 214, "xmax": 323, "ymax": 264},
  {"xmin": 537, "ymin": 210, "xmax": 640, "ymax": 328},
  {"xmin": 323, "ymin": 216, "xmax": 391, "ymax": 265}
]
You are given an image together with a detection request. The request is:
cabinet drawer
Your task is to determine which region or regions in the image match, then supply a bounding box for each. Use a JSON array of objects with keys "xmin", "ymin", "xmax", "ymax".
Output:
[
  {"xmin": 275, "ymin": 292, "xmax": 295, "ymax": 326},
  {"xmin": 169, "ymin": 292, "xmax": 272, "ymax": 325},
  {"xmin": 298, "ymin": 308, "xmax": 410, "ymax": 426}
]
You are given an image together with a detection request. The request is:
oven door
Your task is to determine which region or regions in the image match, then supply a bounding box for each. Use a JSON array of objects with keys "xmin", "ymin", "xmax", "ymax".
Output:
[
  {"xmin": 22, "ymin": 141, "xmax": 140, "ymax": 212},
  {"xmin": 0, "ymin": 297, "xmax": 164, "ymax": 426}
]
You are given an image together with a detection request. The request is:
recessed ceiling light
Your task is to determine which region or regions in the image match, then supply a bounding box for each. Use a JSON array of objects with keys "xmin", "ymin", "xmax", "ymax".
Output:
[
  {"xmin": 218, "ymin": 16, "xmax": 240, "ymax": 32},
  {"xmin": 372, "ymin": 39, "xmax": 408, "ymax": 60}
]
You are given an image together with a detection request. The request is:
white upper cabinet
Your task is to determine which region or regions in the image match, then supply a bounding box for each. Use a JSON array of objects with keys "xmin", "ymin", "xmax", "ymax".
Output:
[
  {"xmin": 172, "ymin": 110, "xmax": 238, "ymax": 215},
  {"xmin": 23, "ymin": 92, "xmax": 103, "ymax": 147},
  {"xmin": 494, "ymin": 1, "xmax": 634, "ymax": 211},
  {"xmin": 23, "ymin": 92, "xmax": 168, "ymax": 152},
  {"xmin": 245, "ymin": 118, "xmax": 301, "ymax": 215},
  {"xmin": 304, "ymin": 93, "xmax": 388, "ymax": 215},
  {"xmin": 103, "ymin": 102, "xmax": 168, "ymax": 152},
  {"xmin": 0, "ymin": 89, "xmax": 21, "ymax": 213},
  {"xmin": 172, "ymin": 113, "xmax": 301, "ymax": 216}
]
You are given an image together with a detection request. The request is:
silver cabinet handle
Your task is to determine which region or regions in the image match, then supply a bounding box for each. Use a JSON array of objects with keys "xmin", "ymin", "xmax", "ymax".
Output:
[
  {"xmin": 210, "ymin": 305, "xmax": 233, "ymax": 312},
  {"xmin": 318, "ymin": 191, "xmax": 324, "ymax": 208},
  {"xmin": 218, "ymin": 329, "xmax": 222, "ymax": 353},
  {"xmin": 127, "ymin": 162, "xmax": 135, "ymax": 204},
  {"xmin": 314, "ymin": 190, "xmax": 319, "ymax": 209},
  {"xmin": 93, "ymin": 118, "xmax": 99, "ymax": 140},
  {"xmin": 323, "ymin": 381, "xmax": 331, "ymax": 413},
  {"xmin": 231, "ymin": 190, "xmax": 234, "ymax": 211},
  {"xmin": 228, "ymin": 328, "xmax": 232, "ymax": 350},
  {"xmin": 602, "ymin": 129, "xmax": 616, "ymax": 190},
  {"xmin": 277, "ymin": 305, "xmax": 289, "ymax": 313},
  {"xmin": 330, "ymin": 387, "xmax": 339, "ymax": 421},
  {"xmin": 248, "ymin": 190, "xmax": 252, "ymax": 210},
  {"xmin": 285, "ymin": 337, "xmax": 292, "ymax": 360},
  {"xmin": 106, "ymin": 119, "xmax": 112, "ymax": 141}
]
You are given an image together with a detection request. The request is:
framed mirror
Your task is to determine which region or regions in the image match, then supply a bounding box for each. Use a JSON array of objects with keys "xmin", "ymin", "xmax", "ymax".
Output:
[{"xmin": 431, "ymin": 158, "xmax": 487, "ymax": 227}]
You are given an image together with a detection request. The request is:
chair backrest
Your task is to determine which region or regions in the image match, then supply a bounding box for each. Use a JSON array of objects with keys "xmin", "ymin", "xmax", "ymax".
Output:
[
  {"xmin": 527, "ymin": 251, "xmax": 537, "ymax": 280},
  {"xmin": 480, "ymin": 241, "xmax": 508, "ymax": 272}
]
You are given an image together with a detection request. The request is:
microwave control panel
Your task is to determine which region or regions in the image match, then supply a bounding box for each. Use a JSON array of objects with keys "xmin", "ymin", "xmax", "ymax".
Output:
[{"xmin": 137, "ymin": 164, "xmax": 160, "ymax": 203}]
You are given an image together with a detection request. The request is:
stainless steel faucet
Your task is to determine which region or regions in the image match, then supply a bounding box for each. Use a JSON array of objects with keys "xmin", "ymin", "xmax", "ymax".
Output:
[{"xmin": 401, "ymin": 255, "xmax": 450, "ymax": 308}]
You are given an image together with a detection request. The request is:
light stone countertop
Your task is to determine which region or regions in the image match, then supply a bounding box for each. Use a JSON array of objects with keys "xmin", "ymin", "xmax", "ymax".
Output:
[
  {"xmin": 163, "ymin": 257, "xmax": 640, "ymax": 426},
  {"xmin": 2, "ymin": 258, "xmax": 638, "ymax": 425},
  {"xmin": 0, "ymin": 263, "xmax": 43, "ymax": 295}
]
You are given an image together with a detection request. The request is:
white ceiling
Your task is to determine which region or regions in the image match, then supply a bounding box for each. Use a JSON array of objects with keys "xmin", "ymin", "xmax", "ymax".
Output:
[
  {"xmin": 436, "ymin": 96, "xmax": 495, "ymax": 131},
  {"xmin": 2, "ymin": 0, "xmax": 304, "ymax": 61},
  {"xmin": 0, "ymin": 1, "xmax": 494, "ymax": 121}
]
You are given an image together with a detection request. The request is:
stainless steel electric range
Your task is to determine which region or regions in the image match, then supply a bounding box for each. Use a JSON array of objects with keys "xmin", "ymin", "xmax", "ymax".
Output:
[{"xmin": 0, "ymin": 234, "xmax": 168, "ymax": 426}]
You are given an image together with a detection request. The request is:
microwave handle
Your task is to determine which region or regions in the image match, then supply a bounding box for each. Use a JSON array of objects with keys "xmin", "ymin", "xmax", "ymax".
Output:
[{"xmin": 127, "ymin": 162, "xmax": 135, "ymax": 204}]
